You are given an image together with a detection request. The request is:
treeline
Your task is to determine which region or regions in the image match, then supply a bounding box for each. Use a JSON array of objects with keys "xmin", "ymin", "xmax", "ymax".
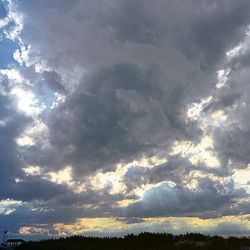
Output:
[{"xmin": 16, "ymin": 232, "xmax": 250, "ymax": 250}]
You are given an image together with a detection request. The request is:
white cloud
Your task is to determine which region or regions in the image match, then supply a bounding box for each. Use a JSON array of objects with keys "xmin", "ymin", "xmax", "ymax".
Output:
[
  {"xmin": 10, "ymin": 87, "xmax": 45, "ymax": 116},
  {"xmin": 2, "ymin": 0, "xmax": 23, "ymax": 41},
  {"xmin": 0, "ymin": 199, "xmax": 22, "ymax": 216}
]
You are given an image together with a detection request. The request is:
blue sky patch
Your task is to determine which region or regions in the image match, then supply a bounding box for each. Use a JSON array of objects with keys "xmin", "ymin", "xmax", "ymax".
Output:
[
  {"xmin": 0, "ymin": 38, "xmax": 19, "ymax": 68},
  {"xmin": 0, "ymin": 1, "xmax": 7, "ymax": 19}
]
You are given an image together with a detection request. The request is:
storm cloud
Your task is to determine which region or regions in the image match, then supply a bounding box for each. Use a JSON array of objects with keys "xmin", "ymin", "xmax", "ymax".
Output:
[{"xmin": 1, "ymin": 0, "xmax": 250, "ymax": 239}]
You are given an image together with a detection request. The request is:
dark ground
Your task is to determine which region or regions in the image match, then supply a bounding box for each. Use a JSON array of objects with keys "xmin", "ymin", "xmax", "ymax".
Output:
[{"xmin": 15, "ymin": 233, "xmax": 250, "ymax": 250}]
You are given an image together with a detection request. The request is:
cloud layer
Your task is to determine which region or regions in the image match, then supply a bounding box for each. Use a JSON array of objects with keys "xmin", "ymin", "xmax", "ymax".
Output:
[{"xmin": 1, "ymin": 0, "xmax": 250, "ymax": 239}]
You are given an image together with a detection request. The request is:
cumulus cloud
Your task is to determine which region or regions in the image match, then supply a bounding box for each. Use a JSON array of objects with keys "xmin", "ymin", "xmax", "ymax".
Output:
[
  {"xmin": 123, "ymin": 178, "xmax": 246, "ymax": 218},
  {"xmin": 1, "ymin": 0, "xmax": 250, "ymax": 237},
  {"xmin": 25, "ymin": 63, "xmax": 201, "ymax": 176},
  {"xmin": 0, "ymin": 75, "xmax": 30, "ymax": 195},
  {"xmin": 17, "ymin": 0, "xmax": 250, "ymax": 176},
  {"xmin": 42, "ymin": 71, "xmax": 65, "ymax": 93}
]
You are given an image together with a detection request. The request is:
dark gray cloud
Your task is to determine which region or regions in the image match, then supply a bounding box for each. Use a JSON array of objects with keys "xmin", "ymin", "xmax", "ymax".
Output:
[
  {"xmin": 123, "ymin": 178, "xmax": 246, "ymax": 218},
  {"xmin": 116, "ymin": 217, "xmax": 146, "ymax": 225},
  {"xmin": 26, "ymin": 63, "xmax": 201, "ymax": 175},
  {"xmin": 0, "ymin": 76, "xmax": 35, "ymax": 234},
  {"xmin": 1, "ymin": 0, "xmax": 250, "ymax": 237},
  {"xmin": 209, "ymin": 68, "xmax": 250, "ymax": 167},
  {"xmin": 42, "ymin": 71, "xmax": 65, "ymax": 93},
  {"xmin": 18, "ymin": 0, "xmax": 250, "ymax": 71},
  {"xmin": 17, "ymin": 0, "xmax": 250, "ymax": 176},
  {"xmin": 2, "ymin": 176, "xmax": 71, "ymax": 202},
  {"xmin": 0, "ymin": 77, "xmax": 31, "ymax": 196},
  {"xmin": 123, "ymin": 156, "xmax": 234, "ymax": 194},
  {"xmin": 214, "ymin": 127, "xmax": 250, "ymax": 166},
  {"xmin": 123, "ymin": 157, "xmax": 194, "ymax": 191},
  {"xmin": 191, "ymin": 0, "xmax": 250, "ymax": 68}
]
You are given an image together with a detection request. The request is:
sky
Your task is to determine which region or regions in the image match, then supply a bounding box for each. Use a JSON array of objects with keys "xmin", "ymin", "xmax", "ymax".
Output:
[{"xmin": 1, "ymin": 0, "xmax": 250, "ymax": 241}]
